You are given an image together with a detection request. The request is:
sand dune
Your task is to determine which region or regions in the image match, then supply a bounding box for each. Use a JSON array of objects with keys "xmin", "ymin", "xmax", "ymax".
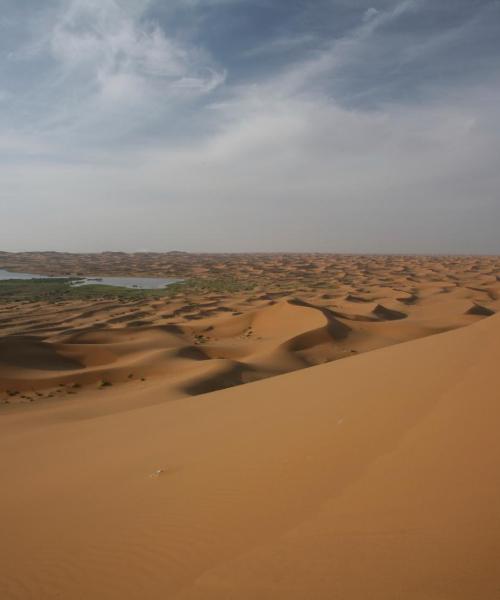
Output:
[
  {"xmin": 466, "ymin": 302, "xmax": 496, "ymax": 316},
  {"xmin": 1, "ymin": 253, "xmax": 500, "ymax": 598},
  {"xmin": 1, "ymin": 305, "xmax": 499, "ymax": 598},
  {"xmin": 372, "ymin": 303, "xmax": 408, "ymax": 320},
  {"xmin": 0, "ymin": 336, "xmax": 82, "ymax": 371},
  {"xmin": 1, "ymin": 282, "xmax": 498, "ymax": 404}
]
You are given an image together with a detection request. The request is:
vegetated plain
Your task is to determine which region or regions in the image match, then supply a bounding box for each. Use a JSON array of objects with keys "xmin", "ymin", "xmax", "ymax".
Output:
[{"xmin": 0, "ymin": 276, "xmax": 252, "ymax": 303}]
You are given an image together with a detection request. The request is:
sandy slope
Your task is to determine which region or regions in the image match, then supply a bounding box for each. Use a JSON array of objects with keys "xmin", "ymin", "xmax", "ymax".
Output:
[
  {"xmin": 2, "ymin": 275, "xmax": 499, "ymax": 406},
  {"xmin": 1, "ymin": 310, "xmax": 499, "ymax": 599}
]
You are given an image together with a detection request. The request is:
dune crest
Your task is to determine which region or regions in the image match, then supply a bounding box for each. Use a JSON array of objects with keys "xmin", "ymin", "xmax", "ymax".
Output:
[
  {"xmin": 2, "ymin": 256, "xmax": 500, "ymax": 405},
  {"xmin": 1, "ymin": 306, "xmax": 500, "ymax": 599}
]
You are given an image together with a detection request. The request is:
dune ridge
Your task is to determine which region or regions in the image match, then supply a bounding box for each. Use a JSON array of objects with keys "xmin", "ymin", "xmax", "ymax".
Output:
[
  {"xmin": 0, "ymin": 306, "xmax": 499, "ymax": 598},
  {"xmin": 2, "ymin": 255, "xmax": 500, "ymax": 406}
]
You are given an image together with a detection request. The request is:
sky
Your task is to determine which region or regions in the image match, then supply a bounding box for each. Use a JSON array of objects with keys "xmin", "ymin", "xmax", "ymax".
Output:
[{"xmin": 1, "ymin": 0, "xmax": 499, "ymax": 253}]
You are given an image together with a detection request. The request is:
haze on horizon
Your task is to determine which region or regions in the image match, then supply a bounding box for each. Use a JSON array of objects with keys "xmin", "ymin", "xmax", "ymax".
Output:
[{"xmin": 1, "ymin": 0, "xmax": 499, "ymax": 254}]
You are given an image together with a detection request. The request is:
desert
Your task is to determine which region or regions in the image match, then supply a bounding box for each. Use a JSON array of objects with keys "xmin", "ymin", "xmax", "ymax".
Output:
[
  {"xmin": 1, "ymin": 251, "xmax": 500, "ymax": 598},
  {"xmin": 3, "ymin": 0, "xmax": 500, "ymax": 597}
]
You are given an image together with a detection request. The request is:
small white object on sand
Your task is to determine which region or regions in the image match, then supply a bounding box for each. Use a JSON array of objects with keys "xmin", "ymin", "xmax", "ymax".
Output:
[{"xmin": 150, "ymin": 468, "xmax": 165, "ymax": 478}]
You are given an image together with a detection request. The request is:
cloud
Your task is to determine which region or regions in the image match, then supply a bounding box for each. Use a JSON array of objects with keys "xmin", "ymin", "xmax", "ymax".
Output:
[
  {"xmin": 2, "ymin": 78, "xmax": 499, "ymax": 253},
  {"xmin": 2, "ymin": 0, "xmax": 225, "ymax": 151},
  {"xmin": 0, "ymin": 0, "xmax": 499, "ymax": 252},
  {"xmin": 226, "ymin": 0, "xmax": 423, "ymax": 105},
  {"xmin": 363, "ymin": 8, "xmax": 379, "ymax": 22},
  {"xmin": 51, "ymin": 1, "xmax": 193, "ymax": 82}
]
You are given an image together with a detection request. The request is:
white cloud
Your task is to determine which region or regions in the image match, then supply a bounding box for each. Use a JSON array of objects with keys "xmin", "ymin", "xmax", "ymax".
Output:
[
  {"xmin": 234, "ymin": 0, "xmax": 422, "ymax": 103},
  {"xmin": 50, "ymin": 1, "xmax": 189, "ymax": 80},
  {"xmin": 2, "ymin": 81, "xmax": 499, "ymax": 253},
  {"xmin": 3, "ymin": 0, "xmax": 225, "ymax": 148},
  {"xmin": 363, "ymin": 8, "xmax": 379, "ymax": 22},
  {"xmin": 1, "ymin": 0, "xmax": 499, "ymax": 253}
]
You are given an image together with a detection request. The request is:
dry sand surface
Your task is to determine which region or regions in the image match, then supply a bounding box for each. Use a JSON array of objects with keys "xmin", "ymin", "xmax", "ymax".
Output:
[{"xmin": 1, "ymin": 253, "xmax": 500, "ymax": 598}]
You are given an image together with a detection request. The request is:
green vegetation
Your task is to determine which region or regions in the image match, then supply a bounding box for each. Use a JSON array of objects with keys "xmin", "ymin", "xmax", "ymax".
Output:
[
  {"xmin": 0, "ymin": 278, "xmax": 78, "ymax": 302},
  {"xmin": 0, "ymin": 276, "xmax": 256, "ymax": 303},
  {"xmin": 168, "ymin": 277, "xmax": 256, "ymax": 295}
]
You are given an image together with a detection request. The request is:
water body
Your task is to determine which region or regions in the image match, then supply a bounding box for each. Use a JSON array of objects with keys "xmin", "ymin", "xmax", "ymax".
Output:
[
  {"xmin": 0, "ymin": 269, "xmax": 182, "ymax": 290},
  {"xmin": 71, "ymin": 276, "xmax": 183, "ymax": 289},
  {"xmin": 0, "ymin": 269, "xmax": 47, "ymax": 281}
]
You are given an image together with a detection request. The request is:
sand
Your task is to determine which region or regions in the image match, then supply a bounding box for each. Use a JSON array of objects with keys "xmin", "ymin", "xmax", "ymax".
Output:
[
  {"xmin": 1, "ymin": 253, "xmax": 499, "ymax": 406},
  {"xmin": 1, "ymin": 253, "xmax": 500, "ymax": 598}
]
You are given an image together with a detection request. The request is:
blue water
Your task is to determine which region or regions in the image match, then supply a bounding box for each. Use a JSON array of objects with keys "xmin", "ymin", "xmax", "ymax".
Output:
[
  {"xmin": 0, "ymin": 269, "xmax": 182, "ymax": 290},
  {"xmin": 0, "ymin": 269, "xmax": 47, "ymax": 280},
  {"xmin": 71, "ymin": 276, "xmax": 183, "ymax": 289}
]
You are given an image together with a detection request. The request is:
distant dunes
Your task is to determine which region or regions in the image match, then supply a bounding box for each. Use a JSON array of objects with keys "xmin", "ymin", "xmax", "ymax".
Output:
[
  {"xmin": 1, "ymin": 272, "xmax": 499, "ymax": 405},
  {"xmin": 1, "ymin": 299, "xmax": 500, "ymax": 599}
]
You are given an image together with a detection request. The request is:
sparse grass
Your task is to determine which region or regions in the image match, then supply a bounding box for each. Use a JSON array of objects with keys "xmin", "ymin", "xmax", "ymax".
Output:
[
  {"xmin": 166, "ymin": 277, "xmax": 256, "ymax": 295},
  {"xmin": 0, "ymin": 278, "xmax": 78, "ymax": 302},
  {"xmin": 0, "ymin": 276, "xmax": 256, "ymax": 303}
]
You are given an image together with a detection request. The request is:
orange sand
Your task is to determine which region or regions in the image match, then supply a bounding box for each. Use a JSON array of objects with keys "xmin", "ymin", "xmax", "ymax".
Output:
[{"xmin": 1, "ymin": 253, "xmax": 500, "ymax": 598}]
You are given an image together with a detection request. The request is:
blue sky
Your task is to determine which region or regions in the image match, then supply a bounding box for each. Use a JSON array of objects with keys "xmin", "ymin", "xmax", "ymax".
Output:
[{"xmin": 1, "ymin": 0, "xmax": 499, "ymax": 252}]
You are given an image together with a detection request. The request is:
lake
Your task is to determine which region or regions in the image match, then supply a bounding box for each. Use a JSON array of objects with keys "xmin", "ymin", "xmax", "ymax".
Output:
[{"xmin": 0, "ymin": 269, "xmax": 182, "ymax": 290}]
